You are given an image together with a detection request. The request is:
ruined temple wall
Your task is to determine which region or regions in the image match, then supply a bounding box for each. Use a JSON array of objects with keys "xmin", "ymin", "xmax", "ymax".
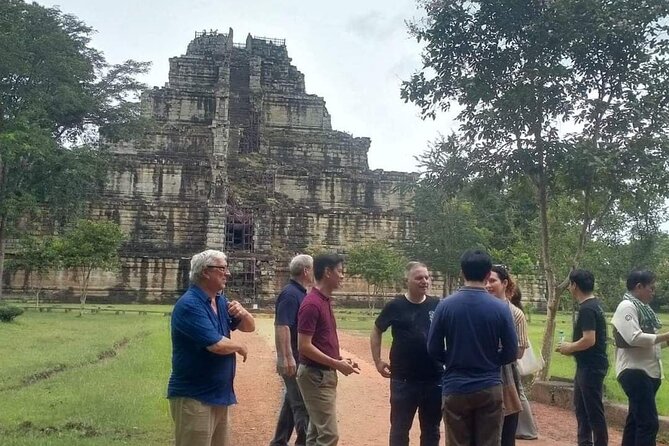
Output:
[
  {"xmin": 8, "ymin": 257, "xmax": 189, "ymax": 302},
  {"xmin": 168, "ymin": 56, "xmax": 222, "ymax": 90},
  {"xmin": 4, "ymin": 31, "xmax": 427, "ymax": 306},
  {"xmin": 273, "ymin": 173, "xmax": 413, "ymax": 212},
  {"xmin": 263, "ymin": 94, "xmax": 331, "ymax": 130},
  {"xmin": 261, "ymin": 209, "xmax": 414, "ymax": 300},
  {"xmin": 144, "ymin": 88, "xmax": 218, "ymax": 124},
  {"xmin": 90, "ymin": 202, "xmax": 207, "ymax": 255},
  {"xmin": 266, "ymin": 129, "xmax": 369, "ymax": 171}
]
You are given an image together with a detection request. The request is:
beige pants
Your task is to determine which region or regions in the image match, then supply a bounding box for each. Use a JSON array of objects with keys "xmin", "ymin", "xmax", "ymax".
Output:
[
  {"xmin": 296, "ymin": 364, "xmax": 339, "ymax": 446},
  {"xmin": 169, "ymin": 397, "xmax": 230, "ymax": 446}
]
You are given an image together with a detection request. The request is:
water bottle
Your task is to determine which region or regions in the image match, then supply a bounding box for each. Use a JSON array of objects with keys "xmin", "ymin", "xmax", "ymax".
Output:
[{"xmin": 558, "ymin": 330, "xmax": 565, "ymax": 344}]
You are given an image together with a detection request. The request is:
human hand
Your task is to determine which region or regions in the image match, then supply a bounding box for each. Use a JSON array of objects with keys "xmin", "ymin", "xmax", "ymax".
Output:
[
  {"xmin": 278, "ymin": 357, "xmax": 297, "ymax": 377},
  {"xmin": 555, "ymin": 342, "xmax": 572, "ymax": 355},
  {"xmin": 336, "ymin": 358, "xmax": 360, "ymax": 376},
  {"xmin": 228, "ymin": 300, "xmax": 250, "ymax": 319},
  {"xmin": 375, "ymin": 359, "xmax": 391, "ymax": 378},
  {"xmin": 237, "ymin": 344, "xmax": 248, "ymax": 362}
]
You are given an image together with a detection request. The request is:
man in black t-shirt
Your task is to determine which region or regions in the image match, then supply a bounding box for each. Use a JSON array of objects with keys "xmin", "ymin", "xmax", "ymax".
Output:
[
  {"xmin": 370, "ymin": 262, "xmax": 442, "ymax": 446},
  {"xmin": 556, "ymin": 269, "xmax": 609, "ymax": 446}
]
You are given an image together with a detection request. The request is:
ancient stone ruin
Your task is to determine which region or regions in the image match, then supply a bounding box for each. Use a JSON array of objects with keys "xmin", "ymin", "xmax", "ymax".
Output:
[{"xmin": 9, "ymin": 29, "xmax": 417, "ymax": 304}]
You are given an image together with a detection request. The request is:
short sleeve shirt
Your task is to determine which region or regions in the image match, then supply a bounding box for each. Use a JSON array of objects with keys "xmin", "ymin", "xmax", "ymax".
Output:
[
  {"xmin": 375, "ymin": 295, "xmax": 442, "ymax": 381},
  {"xmin": 573, "ymin": 297, "xmax": 608, "ymax": 373},
  {"xmin": 274, "ymin": 279, "xmax": 307, "ymax": 362},
  {"xmin": 509, "ymin": 302, "xmax": 529, "ymax": 349},
  {"xmin": 297, "ymin": 287, "xmax": 340, "ymax": 367},
  {"xmin": 168, "ymin": 285, "xmax": 241, "ymax": 405}
]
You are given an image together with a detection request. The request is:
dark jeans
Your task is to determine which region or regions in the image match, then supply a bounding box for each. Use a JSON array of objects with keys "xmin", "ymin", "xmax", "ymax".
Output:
[
  {"xmin": 442, "ymin": 385, "xmax": 504, "ymax": 446},
  {"xmin": 501, "ymin": 413, "xmax": 519, "ymax": 446},
  {"xmin": 618, "ymin": 369, "xmax": 661, "ymax": 446},
  {"xmin": 389, "ymin": 378, "xmax": 441, "ymax": 446},
  {"xmin": 269, "ymin": 375, "xmax": 309, "ymax": 446},
  {"xmin": 574, "ymin": 367, "xmax": 608, "ymax": 446}
]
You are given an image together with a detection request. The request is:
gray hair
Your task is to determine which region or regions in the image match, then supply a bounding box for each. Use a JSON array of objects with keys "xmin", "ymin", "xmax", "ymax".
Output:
[
  {"xmin": 189, "ymin": 249, "xmax": 227, "ymax": 282},
  {"xmin": 289, "ymin": 254, "xmax": 313, "ymax": 277},
  {"xmin": 405, "ymin": 261, "xmax": 428, "ymax": 279}
]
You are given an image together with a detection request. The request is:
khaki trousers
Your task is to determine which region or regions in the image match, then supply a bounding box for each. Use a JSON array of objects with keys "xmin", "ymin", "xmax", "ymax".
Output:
[
  {"xmin": 296, "ymin": 364, "xmax": 339, "ymax": 446},
  {"xmin": 169, "ymin": 397, "xmax": 230, "ymax": 446}
]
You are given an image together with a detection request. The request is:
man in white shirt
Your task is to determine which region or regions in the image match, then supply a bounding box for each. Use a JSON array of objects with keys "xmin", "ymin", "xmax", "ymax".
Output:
[{"xmin": 611, "ymin": 270, "xmax": 669, "ymax": 446}]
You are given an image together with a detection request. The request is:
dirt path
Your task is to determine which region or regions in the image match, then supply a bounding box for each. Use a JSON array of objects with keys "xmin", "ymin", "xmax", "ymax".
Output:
[
  {"xmin": 229, "ymin": 319, "xmax": 283, "ymax": 445},
  {"xmin": 231, "ymin": 319, "xmax": 638, "ymax": 446}
]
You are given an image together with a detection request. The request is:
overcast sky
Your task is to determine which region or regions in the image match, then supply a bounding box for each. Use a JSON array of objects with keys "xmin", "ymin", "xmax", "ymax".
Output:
[{"xmin": 39, "ymin": 0, "xmax": 458, "ymax": 172}]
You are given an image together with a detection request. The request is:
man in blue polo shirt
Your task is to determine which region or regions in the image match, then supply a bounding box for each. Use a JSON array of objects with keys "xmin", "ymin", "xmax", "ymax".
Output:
[
  {"xmin": 427, "ymin": 249, "xmax": 518, "ymax": 446},
  {"xmin": 270, "ymin": 254, "xmax": 314, "ymax": 446},
  {"xmin": 168, "ymin": 249, "xmax": 255, "ymax": 446}
]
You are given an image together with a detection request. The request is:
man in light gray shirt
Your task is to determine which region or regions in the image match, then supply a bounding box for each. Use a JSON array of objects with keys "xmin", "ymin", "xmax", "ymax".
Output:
[{"xmin": 611, "ymin": 270, "xmax": 669, "ymax": 446}]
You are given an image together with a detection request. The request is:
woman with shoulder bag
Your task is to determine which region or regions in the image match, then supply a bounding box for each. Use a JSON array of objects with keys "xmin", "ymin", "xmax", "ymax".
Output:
[
  {"xmin": 486, "ymin": 265, "xmax": 537, "ymax": 445},
  {"xmin": 511, "ymin": 287, "xmax": 541, "ymax": 440}
]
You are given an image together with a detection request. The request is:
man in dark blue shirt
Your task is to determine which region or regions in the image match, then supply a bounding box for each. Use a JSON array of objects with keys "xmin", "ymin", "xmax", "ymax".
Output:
[
  {"xmin": 270, "ymin": 254, "xmax": 314, "ymax": 446},
  {"xmin": 427, "ymin": 250, "xmax": 518, "ymax": 446},
  {"xmin": 168, "ymin": 249, "xmax": 255, "ymax": 446}
]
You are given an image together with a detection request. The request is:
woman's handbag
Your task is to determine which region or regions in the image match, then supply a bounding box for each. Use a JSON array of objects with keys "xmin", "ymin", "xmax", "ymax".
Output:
[{"xmin": 516, "ymin": 340, "xmax": 545, "ymax": 376}]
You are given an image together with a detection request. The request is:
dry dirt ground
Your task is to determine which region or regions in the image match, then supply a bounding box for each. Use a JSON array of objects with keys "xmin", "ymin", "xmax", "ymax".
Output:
[{"xmin": 229, "ymin": 318, "xmax": 653, "ymax": 446}]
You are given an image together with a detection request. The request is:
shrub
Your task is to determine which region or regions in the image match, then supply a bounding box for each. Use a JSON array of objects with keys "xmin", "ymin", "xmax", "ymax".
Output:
[{"xmin": 0, "ymin": 305, "xmax": 24, "ymax": 322}]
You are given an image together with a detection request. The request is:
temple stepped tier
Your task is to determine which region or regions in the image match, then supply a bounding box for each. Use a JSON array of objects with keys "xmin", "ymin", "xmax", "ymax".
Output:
[{"xmin": 7, "ymin": 29, "xmax": 417, "ymax": 304}]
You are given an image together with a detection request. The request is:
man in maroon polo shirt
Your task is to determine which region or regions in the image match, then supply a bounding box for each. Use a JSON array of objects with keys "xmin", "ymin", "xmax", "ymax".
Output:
[{"xmin": 296, "ymin": 253, "xmax": 359, "ymax": 446}]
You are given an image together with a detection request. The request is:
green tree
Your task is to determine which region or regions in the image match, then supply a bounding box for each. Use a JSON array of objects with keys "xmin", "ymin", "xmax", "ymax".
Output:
[
  {"xmin": 402, "ymin": 0, "xmax": 669, "ymax": 379},
  {"xmin": 407, "ymin": 180, "xmax": 491, "ymax": 294},
  {"xmin": 0, "ymin": 0, "xmax": 149, "ymax": 297},
  {"xmin": 347, "ymin": 242, "xmax": 406, "ymax": 309},
  {"xmin": 6, "ymin": 235, "xmax": 60, "ymax": 307},
  {"xmin": 56, "ymin": 220, "xmax": 125, "ymax": 313}
]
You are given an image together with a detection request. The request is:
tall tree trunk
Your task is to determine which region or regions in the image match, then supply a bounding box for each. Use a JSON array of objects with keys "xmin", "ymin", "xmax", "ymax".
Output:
[
  {"xmin": 0, "ymin": 216, "xmax": 6, "ymax": 300},
  {"xmin": 537, "ymin": 176, "xmax": 558, "ymax": 381},
  {"xmin": 80, "ymin": 267, "xmax": 92, "ymax": 316}
]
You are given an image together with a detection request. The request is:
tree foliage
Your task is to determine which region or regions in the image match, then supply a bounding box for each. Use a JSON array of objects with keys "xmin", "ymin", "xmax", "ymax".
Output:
[
  {"xmin": 57, "ymin": 219, "xmax": 125, "ymax": 311},
  {"xmin": 8, "ymin": 220, "xmax": 124, "ymax": 311},
  {"xmin": 0, "ymin": 0, "xmax": 149, "ymax": 297},
  {"xmin": 347, "ymin": 242, "xmax": 405, "ymax": 308},
  {"xmin": 406, "ymin": 177, "xmax": 491, "ymax": 293},
  {"xmin": 6, "ymin": 235, "xmax": 60, "ymax": 304},
  {"xmin": 403, "ymin": 0, "xmax": 669, "ymax": 378}
]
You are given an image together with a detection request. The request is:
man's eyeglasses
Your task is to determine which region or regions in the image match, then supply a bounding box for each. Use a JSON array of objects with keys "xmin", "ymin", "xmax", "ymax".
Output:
[{"xmin": 207, "ymin": 265, "xmax": 228, "ymax": 271}]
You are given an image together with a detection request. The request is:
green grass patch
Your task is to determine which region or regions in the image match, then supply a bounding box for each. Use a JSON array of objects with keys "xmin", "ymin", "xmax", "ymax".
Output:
[
  {"xmin": 1, "ymin": 306, "xmax": 666, "ymax": 446},
  {"xmin": 0, "ymin": 311, "xmax": 173, "ymax": 445}
]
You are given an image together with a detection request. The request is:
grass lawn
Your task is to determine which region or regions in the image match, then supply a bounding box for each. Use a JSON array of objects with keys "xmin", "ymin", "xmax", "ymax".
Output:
[
  {"xmin": 0, "ymin": 310, "xmax": 173, "ymax": 445},
  {"xmin": 1, "ymin": 305, "xmax": 666, "ymax": 446},
  {"xmin": 335, "ymin": 308, "xmax": 669, "ymax": 416}
]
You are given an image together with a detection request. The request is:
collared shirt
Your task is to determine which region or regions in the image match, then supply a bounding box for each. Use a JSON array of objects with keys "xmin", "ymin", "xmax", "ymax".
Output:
[
  {"xmin": 167, "ymin": 284, "xmax": 241, "ymax": 406},
  {"xmin": 611, "ymin": 299, "xmax": 663, "ymax": 379},
  {"xmin": 297, "ymin": 287, "xmax": 340, "ymax": 367},
  {"xmin": 427, "ymin": 286, "xmax": 518, "ymax": 396},
  {"xmin": 275, "ymin": 279, "xmax": 308, "ymax": 362}
]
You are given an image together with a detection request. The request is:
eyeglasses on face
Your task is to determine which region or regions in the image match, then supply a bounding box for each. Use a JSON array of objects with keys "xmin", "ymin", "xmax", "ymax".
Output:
[{"xmin": 207, "ymin": 265, "xmax": 228, "ymax": 271}]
